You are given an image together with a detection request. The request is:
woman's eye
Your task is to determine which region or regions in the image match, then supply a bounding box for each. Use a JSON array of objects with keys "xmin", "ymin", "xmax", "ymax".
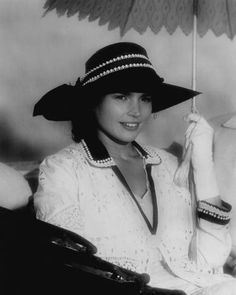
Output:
[
  {"xmin": 114, "ymin": 94, "xmax": 127, "ymax": 100},
  {"xmin": 141, "ymin": 95, "xmax": 152, "ymax": 103}
]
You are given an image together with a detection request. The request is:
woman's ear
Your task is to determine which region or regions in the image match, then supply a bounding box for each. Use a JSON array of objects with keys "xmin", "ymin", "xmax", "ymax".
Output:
[{"xmin": 152, "ymin": 113, "xmax": 158, "ymax": 120}]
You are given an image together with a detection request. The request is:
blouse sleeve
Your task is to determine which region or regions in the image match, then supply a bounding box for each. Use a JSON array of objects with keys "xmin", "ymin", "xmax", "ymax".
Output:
[
  {"xmin": 196, "ymin": 200, "xmax": 232, "ymax": 270},
  {"xmin": 160, "ymin": 148, "xmax": 232, "ymax": 271},
  {"xmin": 34, "ymin": 151, "xmax": 85, "ymax": 235}
]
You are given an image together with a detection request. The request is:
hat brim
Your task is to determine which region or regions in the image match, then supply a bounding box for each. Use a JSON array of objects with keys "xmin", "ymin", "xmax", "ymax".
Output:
[
  {"xmin": 33, "ymin": 84, "xmax": 77, "ymax": 121},
  {"xmin": 153, "ymin": 83, "xmax": 200, "ymax": 113},
  {"xmin": 82, "ymin": 67, "xmax": 200, "ymax": 113},
  {"xmin": 33, "ymin": 68, "xmax": 200, "ymax": 121}
]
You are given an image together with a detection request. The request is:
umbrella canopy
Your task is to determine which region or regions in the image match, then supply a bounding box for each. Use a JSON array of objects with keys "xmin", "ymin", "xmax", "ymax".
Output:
[
  {"xmin": 42, "ymin": 0, "xmax": 236, "ymax": 111},
  {"xmin": 43, "ymin": 0, "xmax": 236, "ymax": 39}
]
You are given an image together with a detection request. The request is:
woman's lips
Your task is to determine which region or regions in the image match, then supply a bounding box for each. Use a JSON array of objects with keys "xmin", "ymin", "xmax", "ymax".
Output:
[{"xmin": 120, "ymin": 122, "xmax": 140, "ymax": 130}]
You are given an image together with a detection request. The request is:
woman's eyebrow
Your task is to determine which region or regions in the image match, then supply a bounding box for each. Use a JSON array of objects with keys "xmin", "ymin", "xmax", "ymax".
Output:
[
  {"xmin": 112, "ymin": 92, "xmax": 129, "ymax": 95},
  {"xmin": 140, "ymin": 93, "xmax": 152, "ymax": 97}
]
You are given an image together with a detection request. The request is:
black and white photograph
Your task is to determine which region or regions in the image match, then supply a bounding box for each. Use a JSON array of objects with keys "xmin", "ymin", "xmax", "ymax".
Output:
[{"xmin": 1, "ymin": 1, "xmax": 236, "ymax": 294}]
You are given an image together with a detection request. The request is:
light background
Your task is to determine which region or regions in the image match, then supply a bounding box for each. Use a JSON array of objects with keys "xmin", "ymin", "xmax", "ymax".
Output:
[{"xmin": 1, "ymin": 0, "xmax": 236, "ymax": 162}]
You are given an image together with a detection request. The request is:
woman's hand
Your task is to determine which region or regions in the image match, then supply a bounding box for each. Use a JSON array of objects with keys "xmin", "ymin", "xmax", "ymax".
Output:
[
  {"xmin": 184, "ymin": 113, "xmax": 214, "ymax": 171},
  {"xmin": 184, "ymin": 113, "xmax": 220, "ymax": 201}
]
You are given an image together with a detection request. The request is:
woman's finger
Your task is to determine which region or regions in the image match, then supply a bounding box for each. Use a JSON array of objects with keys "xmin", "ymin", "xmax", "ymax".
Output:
[{"xmin": 185, "ymin": 122, "xmax": 197, "ymax": 139}]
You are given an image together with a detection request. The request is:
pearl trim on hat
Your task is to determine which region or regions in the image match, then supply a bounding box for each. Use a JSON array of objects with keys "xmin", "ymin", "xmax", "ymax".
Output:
[
  {"xmin": 82, "ymin": 63, "xmax": 155, "ymax": 86},
  {"xmin": 81, "ymin": 54, "xmax": 149, "ymax": 82}
]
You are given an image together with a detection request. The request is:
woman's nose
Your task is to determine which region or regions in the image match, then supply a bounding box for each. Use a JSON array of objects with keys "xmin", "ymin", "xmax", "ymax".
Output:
[{"xmin": 128, "ymin": 100, "xmax": 141, "ymax": 117}]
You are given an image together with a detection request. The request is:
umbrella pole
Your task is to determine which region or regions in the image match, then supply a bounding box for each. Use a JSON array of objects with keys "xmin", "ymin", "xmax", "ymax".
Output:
[
  {"xmin": 188, "ymin": 0, "xmax": 198, "ymax": 262},
  {"xmin": 174, "ymin": 3, "xmax": 199, "ymax": 262},
  {"xmin": 173, "ymin": 5, "xmax": 198, "ymax": 189},
  {"xmin": 191, "ymin": 1, "xmax": 198, "ymax": 112}
]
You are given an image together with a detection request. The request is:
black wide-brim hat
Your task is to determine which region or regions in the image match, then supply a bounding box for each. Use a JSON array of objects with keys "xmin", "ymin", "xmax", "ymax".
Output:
[{"xmin": 33, "ymin": 42, "xmax": 200, "ymax": 121}]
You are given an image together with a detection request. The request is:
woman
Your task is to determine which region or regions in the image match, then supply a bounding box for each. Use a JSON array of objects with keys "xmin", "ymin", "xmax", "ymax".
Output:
[{"xmin": 33, "ymin": 42, "xmax": 236, "ymax": 294}]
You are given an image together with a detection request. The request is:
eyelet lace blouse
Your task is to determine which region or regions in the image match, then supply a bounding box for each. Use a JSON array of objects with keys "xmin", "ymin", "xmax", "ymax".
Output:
[{"xmin": 34, "ymin": 141, "xmax": 236, "ymax": 294}]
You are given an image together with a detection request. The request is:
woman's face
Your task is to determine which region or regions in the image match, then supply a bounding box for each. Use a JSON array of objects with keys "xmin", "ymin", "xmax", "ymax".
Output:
[{"xmin": 95, "ymin": 92, "xmax": 152, "ymax": 144}]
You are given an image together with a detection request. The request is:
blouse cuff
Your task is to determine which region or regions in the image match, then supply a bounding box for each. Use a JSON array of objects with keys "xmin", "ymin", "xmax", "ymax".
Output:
[{"xmin": 197, "ymin": 200, "xmax": 232, "ymax": 225}]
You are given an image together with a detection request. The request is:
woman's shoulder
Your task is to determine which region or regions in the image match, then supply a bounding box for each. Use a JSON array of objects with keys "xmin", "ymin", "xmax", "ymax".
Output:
[
  {"xmin": 41, "ymin": 142, "xmax": 86, "ymax": 170},
  {"xmin": 144, "ymin": 145, "xmax": 180, "ymax": 178},
  {"xmin": 47, "ymin": 142, "xmax": 84, "ymax": 159}
]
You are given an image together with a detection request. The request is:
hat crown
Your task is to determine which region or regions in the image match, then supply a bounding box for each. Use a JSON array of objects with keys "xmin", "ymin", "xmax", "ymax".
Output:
[{"xmin": 85, "ymin": 42, "xmax": 148, "ymax": 73}]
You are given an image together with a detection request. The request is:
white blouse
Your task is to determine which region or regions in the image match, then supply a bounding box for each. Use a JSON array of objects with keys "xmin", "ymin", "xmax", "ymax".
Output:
[{"xmin": 34, "ymin": 140, "xmax": 236, "ymax": 294}]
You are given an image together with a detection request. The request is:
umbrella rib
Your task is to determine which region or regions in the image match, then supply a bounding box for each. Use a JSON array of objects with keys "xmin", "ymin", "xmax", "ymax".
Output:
[{"xmin": 120, "ymin": 0, "xmax": 136, "ymax": 37}]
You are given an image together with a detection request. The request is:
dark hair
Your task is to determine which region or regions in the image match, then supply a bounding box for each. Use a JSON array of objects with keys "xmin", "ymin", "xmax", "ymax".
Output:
[{"xmin": 70, "ymin": 93, "xmax": 104, "ymax": 143}]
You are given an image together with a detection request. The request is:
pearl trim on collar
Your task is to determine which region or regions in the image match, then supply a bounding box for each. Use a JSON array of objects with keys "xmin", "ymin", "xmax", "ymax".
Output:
[
  {"xmin": 81, "ymin": 140, "xmax": 115, "ymax": 167},
  {"xmin": 81, "ymin": 139, "xmax": 162, "ymax": 167}
]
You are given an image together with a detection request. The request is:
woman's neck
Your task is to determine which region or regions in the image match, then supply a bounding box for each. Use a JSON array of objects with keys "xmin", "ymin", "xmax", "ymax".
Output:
[{"xmin": 97, "ymin": 131, "xmax": 139, "ymax": 160}]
